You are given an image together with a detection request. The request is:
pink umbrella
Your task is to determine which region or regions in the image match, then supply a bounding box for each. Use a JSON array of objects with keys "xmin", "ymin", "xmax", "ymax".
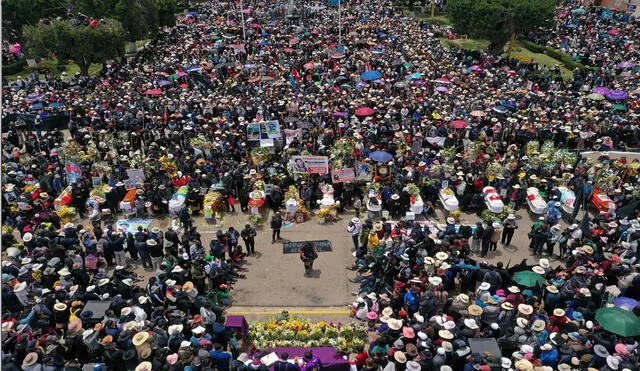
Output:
[
  {"xmin": 355, "ymin": 107, "xmax": 375, "ymax": 116},
  {"xmin": 449, "ymin": 120, "xmax": 468, "ymax": 129},
  {"xmin": 608, "ymin": 29, "xmax": 620, "ymax": 35},
  {"xmin": 144, "ymin": 89, "xmax": 163, "ymax": 95},
  {"xmin": 289, "ymin": 38, "xmax": 299, "ymax": 44},
  {"xmin": 435, "ymin": 77, "xmax": 451, "ymax": 84},
  {"xmin": 249, "ymin": 76, "xmax": 261, "ymax": 83},
  {"xmin": 303, "ymin": 62, "xmax": 316, "ymax": 70},
  {"xmin": 177, "ymin": 71, "xmax": 187, "ymax": 77},
  {"xmin": 331, "ymin": 53, "xmax": 345, "ymax": 59},
  {"xmin": 251, "ymin": 23, "xmax": 261, "ymax": 28},
  {"xmin": 283, "ymin": 48, "xmax": 294, "ymax": 53},
  {"xmin": 9, "ymin": 43, "xmax": 21, "ymax": 54},
  {"xmin": 242, "ymin": 8, "xmax": 252, "ymax": 14}
]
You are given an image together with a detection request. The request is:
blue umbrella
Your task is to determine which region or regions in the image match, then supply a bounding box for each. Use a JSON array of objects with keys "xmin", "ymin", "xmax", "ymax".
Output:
[
  {"xmin": 500, "ymin": 100, "xmax": 517, "ymax": 110},
  {"xmin": 368, "ymin": 151, "xmax": 393, "ymax": 163},
  {"xmin": 614, "ymin": 297, "xmax": 640, "ymax": 311},
  {"xmin": 30, "ymin": 103, "xmax": 44, "ymax": 110},
  {"xmin": 186, "ymin": 65, "xmax": 202, "ymax": 72},
  {"xmin": 493, "ymin": 106, "xmax": 508, "ymax": 114},
  {"xmin": 49, "ymin": 102, "xmax": 63, "ymax": 108},
  {"xmin": 407, "ymin": 72, "xmax": 423, "ymax": 80},
  {"xmin": 157, "ymin": 80, "xmax": 172, "ymax": 86},
  {"xmin": 361, "ymin": 70, "xmax": 382, "ymax": 81},
  {"xmin": 572, "ymin": 8, "xmax": 586, "ymax": 13}
]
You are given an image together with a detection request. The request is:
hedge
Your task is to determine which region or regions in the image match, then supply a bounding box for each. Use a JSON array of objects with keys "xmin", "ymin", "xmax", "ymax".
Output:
[
  {"xmin": 520, "ymin": 39, "xmax": 586, "ymax": 71},
  {"xmin": 2, "ymin": 59, "xmax": 27, "ymax": 76}
]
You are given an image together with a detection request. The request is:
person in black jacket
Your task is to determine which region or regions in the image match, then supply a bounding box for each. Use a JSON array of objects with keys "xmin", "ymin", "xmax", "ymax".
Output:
[{"xmin": 270, "ymin": 212, "xmax": 282, "ymax": 243}]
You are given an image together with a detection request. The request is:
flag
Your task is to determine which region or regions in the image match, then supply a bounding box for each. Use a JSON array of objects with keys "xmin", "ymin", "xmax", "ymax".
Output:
[
  {"xmin": 290, "ymin": 75, "xmax": 297, "ymax": 89},
  {"xmin": 291, "ymin": 67, "xmax": 301, "ymax": 83}
]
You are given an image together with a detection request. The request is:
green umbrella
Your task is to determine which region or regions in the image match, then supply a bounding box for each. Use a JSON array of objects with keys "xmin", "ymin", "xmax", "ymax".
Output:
[
  {"xmin": 513, "ymin": 270, "xmax": 545, "ymax": 287},
  {"xmin": 586, "ymin": 93, "xmax": 605, "ymax": 101},
  {"xmin": 595, "ymin": 307, "xmax": 640, "ymax": 337},
  {"xmin": 403, "ymin": 62, "xmax": 413, "ymax": 68},
  {"xmin": 612, "ymin": 104, "xmax": 627, "ymax": 111},
  {"xmin": 168, "ymin": 74, "xmax": 181, "ymax": 81}
]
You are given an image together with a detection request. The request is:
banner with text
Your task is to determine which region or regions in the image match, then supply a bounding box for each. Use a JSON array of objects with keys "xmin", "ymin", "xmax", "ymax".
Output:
[
  {"xmin": 290, "ymin": 156, "xmax": 329, "ymax": 174},
  {"xmin": 331, "ymin": 168, "xmax": 355, "ymax": 183}
]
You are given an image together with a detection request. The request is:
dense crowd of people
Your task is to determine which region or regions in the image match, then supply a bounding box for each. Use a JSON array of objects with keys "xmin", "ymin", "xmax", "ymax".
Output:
[{"xmin": 2, "ymin": 0, "xmax": 640, "ymax": 369}]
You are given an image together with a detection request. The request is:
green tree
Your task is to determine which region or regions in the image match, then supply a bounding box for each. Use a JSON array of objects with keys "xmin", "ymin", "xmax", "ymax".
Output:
[
  {"xmin": 447, "ymin": 0, "xmax": 556, "ymax": 55},
  {"xmin": 156, "ymin": 0, "xmax": 178, "ymax": 27},
  {"xmin": 23, "ymin": 18, "xmax": 126, "ymax": 75},
  {"xmin": 72, "ymin": 0, "xmax": 161, "ymax": 41},
  {"xmin": 2, "ymin": 0, "xmax": 66, "ymax": 40}
]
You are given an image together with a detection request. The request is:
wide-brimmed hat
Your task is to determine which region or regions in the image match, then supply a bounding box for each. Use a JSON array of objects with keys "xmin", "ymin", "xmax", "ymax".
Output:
[
  {"xmin": 23, "ymin": 352, "xmax": 38, "ymax": 366},
  {"xmin": 478, "ymin": 282, "xmax": 491, "ymax": 291},
  {"xmin": 532, "ymin": 266, "xmax": 545, "ymax": 275},
  {"xmin": 501, "ymin": 302, "xmax": 514, "ymax": 311},
  {"xmin": 516, "ymin": 318, "xmax": 529, "ymax": 329},
  {"xmin": 13, "ymin": 281, "xmax": 27, "ymax": 293},
  {"xmin": 606, "ymin": 355, "xmax": 619, "ymax": 369},
  {"xmin": 546, "ymin": 285, "xmax": 559, "ymax": 294},
  {"xmin": 406, "ymin": 360, "xmax": 420, "ymax": 371},
  {"xmin": 168, "ymin": 324, "xmax": 183, "ymax": 335},
  {"xmin": 532, "ymin": 319, "xmax": 546, "ymax": 331},
  {"xmin": 382, "ymin": 307, "xmax": 394, "ymax": 317},
  {"xmin": 428, "ymin": 276, "xmax": 442, "ymax": 286},
  {"xmin": 166, "ymin": 353, "xmax": 178, "ymax": 365},
  {"xmin": 539, "ymin": 258, "xmax": 550, "ymax": 268},
  {"xmin": 351, "ymin": 217, "xmax": 360, "ymax": 224},
  {"xmin": 146, "ymin": 239, "xmax": 157, "ymax": 246},
  {"xmin": 518, "ymin": 304, "xmax": 533, "ymax": 315},
  {"xmin": 435, "ymin": 252, "xmax": 449, "ymax": 261},
  {"xmin": 507, "ymin": 286, "xmax": 520, "ymax": 293},
  {"xmin": 132, "ymin": 331, "xmax": 150, "ymax": 346},
  {"xmin": 135, "ymin": 361, "xmax": 153, "ymax": 371},
  {"xmin": 54, "ymin": 303, "xmax": 67, "ymax": 311},
  {"xmin": 387, "ymin": 318, "xmax": 403, "ymax": 330},
  {"xmin": 438, "ymin": 329, "xmax": 454, "ymax": 339},
  {"xmin": 402, "ymin": 326, "xmax": 415, "ymax": 338},
  {"xmin": 464, "ymin": 318, "xmax": 478, "ymax": 329},
  {"xmin": 393, "ymin": 351, "xmax": 407, "ymax": 364},
  {"xmin": 593, "ymin": 344, "xmax": 609, "ymax": 358},
  {"xmin": 468, "ymin": 304, "xmax": 483, "ymax": 316},
  {"xmin": 553, "ymin": 308, "xmax": 566, "ymax": 317}
]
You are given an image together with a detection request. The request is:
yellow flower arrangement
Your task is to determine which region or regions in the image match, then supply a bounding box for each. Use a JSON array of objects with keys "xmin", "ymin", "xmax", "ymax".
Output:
[{"xmin": 248, "ymin": 317, "xmax": 368, "ymax": 352}]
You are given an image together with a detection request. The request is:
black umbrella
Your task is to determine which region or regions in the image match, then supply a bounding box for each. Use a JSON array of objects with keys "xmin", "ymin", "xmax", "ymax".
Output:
[{"xmin": 617, "ymin": 200, "xmax": 640, "ymax": 219}]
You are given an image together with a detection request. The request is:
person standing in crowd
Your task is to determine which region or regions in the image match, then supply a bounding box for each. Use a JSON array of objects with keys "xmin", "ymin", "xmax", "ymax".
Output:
[
  {"xmin": 270, "ymin": 212, "xmax": 283, "ymax": 244},
  {"xmin": 299, "ymin": 242, "xmax": 318, "ymax": 277},
  {"xmin": 241, "ymin": 224, "xmax": 257, "ymax": 255},
  {"xmin": 501, "ymin": 214, "xmax": 518, "ymax": 247}
]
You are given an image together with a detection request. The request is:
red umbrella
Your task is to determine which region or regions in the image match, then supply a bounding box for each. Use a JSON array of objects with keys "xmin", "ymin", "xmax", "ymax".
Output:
[
  {"xmin": 449, "ymin": 120, "xmax": 468, "ymax": 129},
  {"xmin": 608, "ymin": 29, "xmax": 620, "ymax": 35},
  {"xmin": 251, "ymin": 23, "xmax": 261, "ymax": 28},
  {"xmin": 435, "ymin": 77, "xmax": 451, "ymax": 84},
  {"xmin": 289, "ymin": 38, "xmax": 299, "ymax": 44},
  {"xmin": 355, "ymin": 107, "xmax": 375, "ymax": 116},
  {"xmin": 331, "ymin": 53, "xmax": 345, "ymax": 59},
  {"xmin": 249, "ymin": 76, "xmax": 261, "ymax": 83},
  {"xmin": 144, "ymin": 89, "xmax": 163, "ymax": 95},
  {"xmin": 283, "ymin": 48, "xmax": 294, "ymax": 53},
  {"xmin": 179, "ymin": 83, "xmax": 189, "ymax": 88},
  {"xmin": 303, "ymin": 62, "xmax": 315, "ymax": 70}
]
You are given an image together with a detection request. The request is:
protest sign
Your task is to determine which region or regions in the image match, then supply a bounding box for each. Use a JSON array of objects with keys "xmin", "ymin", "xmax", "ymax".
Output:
[
  {"xmin": 331, "ymin": 168, "xmax": 355, "ymax": 183},
  {"xmin": 290, "ymin": 156, "xmax": 329, "ymax": 174}
]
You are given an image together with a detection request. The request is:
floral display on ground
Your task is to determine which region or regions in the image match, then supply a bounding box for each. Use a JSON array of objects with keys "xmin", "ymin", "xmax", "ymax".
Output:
[{"xmin": 248, "ymin": 317, "xmax": 368, "ymax": 354}]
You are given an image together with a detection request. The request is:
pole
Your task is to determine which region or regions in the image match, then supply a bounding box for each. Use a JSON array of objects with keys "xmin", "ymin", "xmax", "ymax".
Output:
[
  {"xmin": 240, "ymin": 0, "xmax": 246, "ymax": 40},
  {"xmin": 338, "ymin": 0, "xmax": 342, "ymax": 46}
]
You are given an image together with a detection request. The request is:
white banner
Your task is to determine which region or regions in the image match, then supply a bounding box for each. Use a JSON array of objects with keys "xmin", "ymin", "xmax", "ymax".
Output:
[{"xmin": 290, "ymin": 156, "xmax": 329, "ymax": 174}]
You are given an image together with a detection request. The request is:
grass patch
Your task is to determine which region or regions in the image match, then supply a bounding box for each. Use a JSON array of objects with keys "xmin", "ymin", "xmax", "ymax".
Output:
[
  {"xmin": 416, "ymin": 15, "xmax": 452, "ymax": 26},
  {"xmin": 507, "ymin": 44, "xmax": 572, "ymax": 80},
  {"xmin": 445, "ymin": 38, "xmax": 490, "ymax": 51},
  {"xmin": 4, "ymin": 58, "xmax": 102, "ymax": 80}
]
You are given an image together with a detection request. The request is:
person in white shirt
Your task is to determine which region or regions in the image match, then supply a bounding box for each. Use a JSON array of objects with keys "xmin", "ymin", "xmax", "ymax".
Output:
[{"xmin": 347, "ymin": 217, "xmax": 362, "ymax": 251}]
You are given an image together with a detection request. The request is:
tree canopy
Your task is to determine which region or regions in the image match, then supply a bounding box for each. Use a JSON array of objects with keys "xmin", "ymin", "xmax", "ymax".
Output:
[
  {"xmin": 447, "ymin": 0, "xmax": 556, "ymax": 55},
  {"xmin": 23, "ymin": 18, "xmax": 126, "ymax": 75}
]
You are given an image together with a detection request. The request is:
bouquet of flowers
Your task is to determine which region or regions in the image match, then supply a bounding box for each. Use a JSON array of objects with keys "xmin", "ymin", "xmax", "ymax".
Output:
[
  {"xmin": 485, "ymin": 162, "xmax": 504, "ymax": 179},
  {"xmin": 331, "ymin": 137, "xmax": 357, "ymax": 158},
  {"xmin": 191, "ymin": 136, "xmax": 214, "ymax": 151},
  {"xmin": 204, "ymin": 191, "xmax": 225, "ymax": 212},
  {"xmin": 441, "ymin": 147, "xmax": 457, "ymax": 162},
  {"xmin": 248, "ymin": 317, "xmax": 367, "ymax": 352},
  {"xmin": 526, "ymin": 140, "xmax": 540, "ymax": 155},
  {"xmin": 248, "ymin": 214, "xmax": 263, "ymax": 225},
  {"xmin": 56, "ymin": 205, "xmax": 77, "ymax": 219},
  {"xmin": 464, "ymin": 141, "xmax": 483, "ymax": 162},
  {"xmin": 251, "ymin": 147, "xmax": 270, "ymax": 165},
  {"xmin": 407, "ymin": 183, "xmax": 420, "ymax": 196},
  {"xmin": 480, "ymin": 205, "xmax": 514, "ymax": 223}
]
